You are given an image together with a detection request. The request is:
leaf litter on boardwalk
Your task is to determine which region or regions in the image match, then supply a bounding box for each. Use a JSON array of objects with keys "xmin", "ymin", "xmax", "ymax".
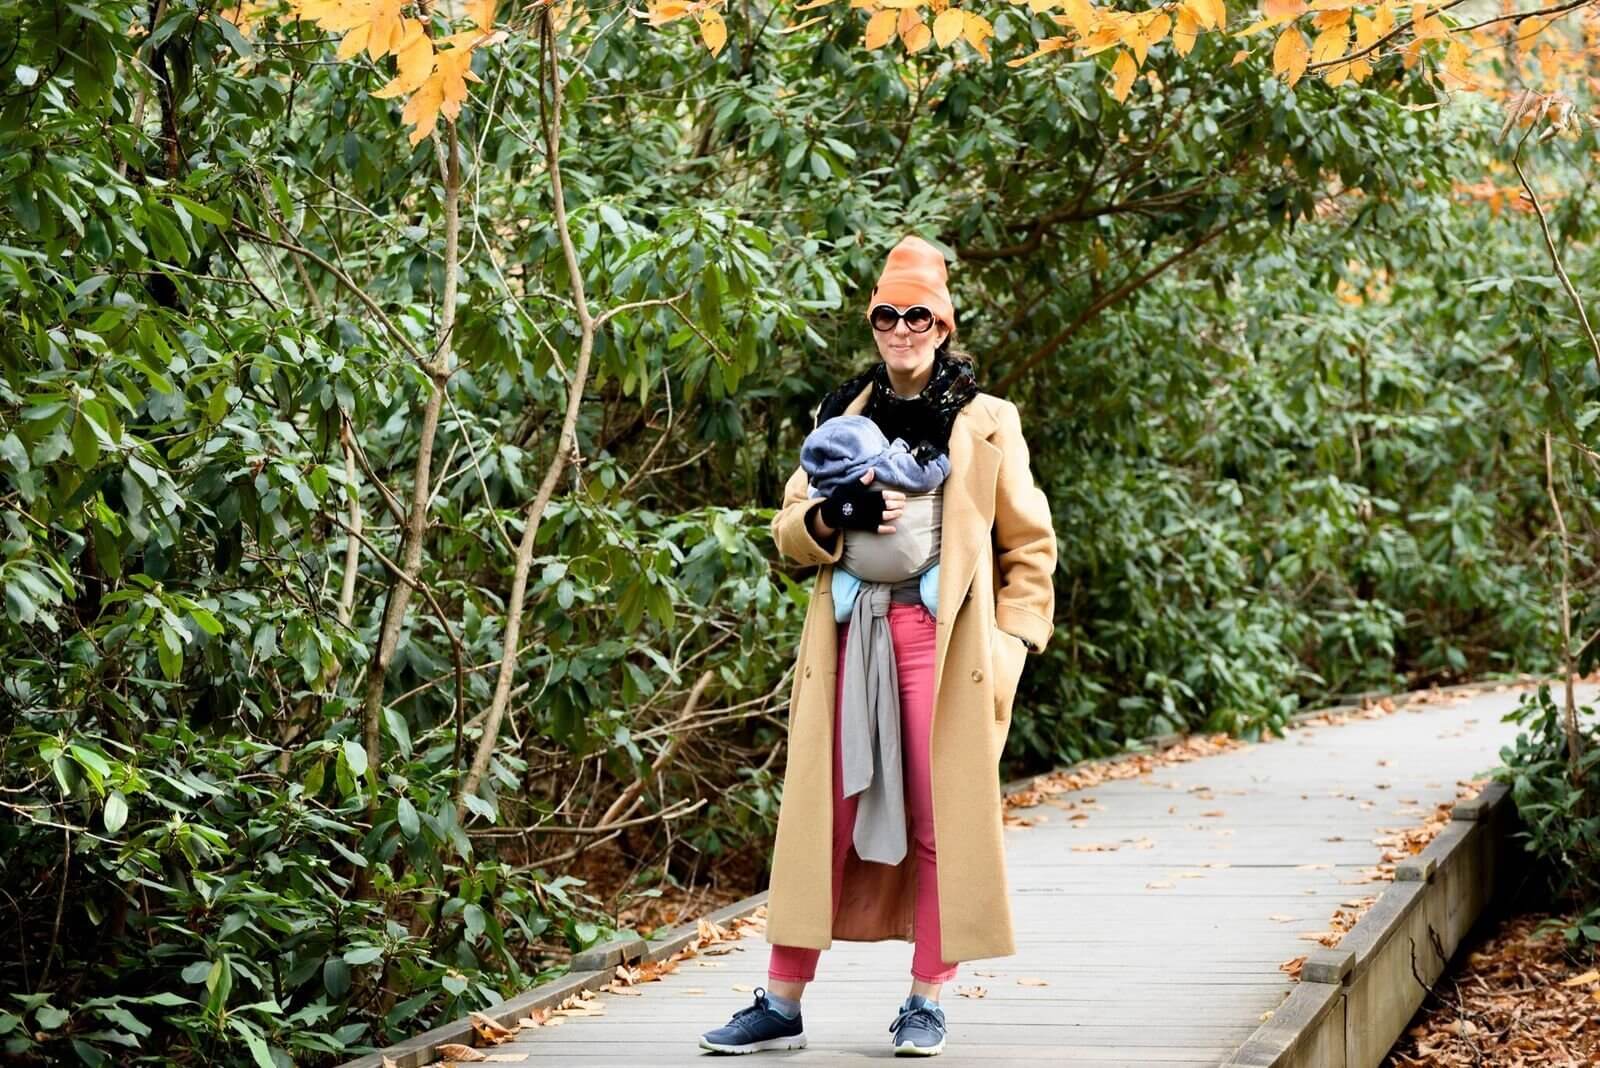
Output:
[{"xmin": 414, "ymin": 906, "xmax": 771, "ymax": 1065}]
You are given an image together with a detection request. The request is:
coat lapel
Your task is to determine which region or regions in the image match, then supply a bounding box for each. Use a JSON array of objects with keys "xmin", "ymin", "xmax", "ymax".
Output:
[{"xmin": 840, "ymin": 381, "xmax": 1001, "ymax": 699}]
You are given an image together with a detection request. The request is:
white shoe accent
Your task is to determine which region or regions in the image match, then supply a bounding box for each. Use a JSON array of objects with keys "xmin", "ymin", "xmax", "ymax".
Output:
[
  {"xmin": 893, "ymin": 1032, "xmax": 945, "ymax": 1055},
  {"xmin": 698, "ymin": 1033, "xmax": 808, "ymax": 1054}
]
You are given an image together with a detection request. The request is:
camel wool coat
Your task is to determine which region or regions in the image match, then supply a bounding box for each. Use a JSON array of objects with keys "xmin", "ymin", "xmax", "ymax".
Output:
[{"xmin": 763, "ymin": 382, "xmax": 1057, "ymax": 964}]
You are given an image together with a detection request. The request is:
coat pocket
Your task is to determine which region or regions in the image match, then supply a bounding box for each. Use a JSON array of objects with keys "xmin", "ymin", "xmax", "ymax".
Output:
[{"xmin": 988, "ymin": 623, "xmax": 1028, "ymax": 722}]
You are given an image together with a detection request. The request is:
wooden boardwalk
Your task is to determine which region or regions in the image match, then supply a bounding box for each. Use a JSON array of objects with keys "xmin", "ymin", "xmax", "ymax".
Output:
[{"xmin": 480, "ymin": 681, "xmax": 1590, "ymax": 1066}]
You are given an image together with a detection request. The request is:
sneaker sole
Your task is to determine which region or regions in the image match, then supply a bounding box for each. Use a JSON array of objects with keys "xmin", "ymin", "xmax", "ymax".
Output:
[
  {"xmin": 698, "ymin": 1034, "xmax": 808, "ymax": 1054},
  {"xmin": 893, "ymin": 1037, "xmax": 945, "ymax": 1056}
]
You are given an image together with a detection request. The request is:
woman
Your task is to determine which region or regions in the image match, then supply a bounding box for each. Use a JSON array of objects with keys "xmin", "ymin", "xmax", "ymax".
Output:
[{"xmin": 700, "ymin": 235, "xmax": 1057, "ymax": 1057}]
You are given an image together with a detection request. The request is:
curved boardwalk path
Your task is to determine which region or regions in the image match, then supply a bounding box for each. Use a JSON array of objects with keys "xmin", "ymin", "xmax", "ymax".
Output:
[{"xmin": 481, "ymin": 680, "xmax": 1590, "ymax": 1066}]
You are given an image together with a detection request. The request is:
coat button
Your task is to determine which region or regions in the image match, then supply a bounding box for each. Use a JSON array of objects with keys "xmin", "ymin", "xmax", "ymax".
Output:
[
  {"xmin": 971, "ymin": 668, "xmax": 983, "ymax": 682},
  {"xmin": 805, "ymin": 666, "xmax": 813, "ymax": 678}
]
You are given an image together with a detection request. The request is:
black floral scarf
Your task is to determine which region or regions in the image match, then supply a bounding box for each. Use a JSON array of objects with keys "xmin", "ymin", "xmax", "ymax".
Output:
[{"xmin": 815, "ymin": 350, "xmax": 980, "ymax": 464}]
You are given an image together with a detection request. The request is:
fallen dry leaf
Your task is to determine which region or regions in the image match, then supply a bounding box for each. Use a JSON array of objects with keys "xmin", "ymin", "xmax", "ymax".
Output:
[
  {"xmin": 469, "ymin": 1012, "xmax": 516, "ymax": 1045},
  {"xmin": 955, "ymin": 984, "xmax": 987, "ymax": 998},
  {"xmin": 1017, "ymin": 977, "xmax": 1049, "ymax": 987},
  {"xmin": 437, "ymin": 1045, "xmax": 486, "ymax": 1062}
]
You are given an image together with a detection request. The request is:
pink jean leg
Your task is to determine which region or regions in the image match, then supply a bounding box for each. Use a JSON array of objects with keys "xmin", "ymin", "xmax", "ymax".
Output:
[
  {"xmin": 767, "ymin": 602, "xmax": 957, "ymax": 985},
  {"xmin": 766, "ymin": 624, "xmax": 858, "ymax": 983}
]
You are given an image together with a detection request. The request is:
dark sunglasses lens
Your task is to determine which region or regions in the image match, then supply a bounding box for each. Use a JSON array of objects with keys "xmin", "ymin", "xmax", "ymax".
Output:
[
  {"xmin": 870, "ymin": 305, "xmax": 901, "ymax": 331},
  {"xmin": 904, "ymin": 306, "xmax": 934, "ymax": 331}
]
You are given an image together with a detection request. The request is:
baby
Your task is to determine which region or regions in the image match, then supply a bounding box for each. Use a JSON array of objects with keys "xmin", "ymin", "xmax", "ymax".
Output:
[{"xmin": 800, "ymin": 414, "xmax": 948, "ymax": 624}]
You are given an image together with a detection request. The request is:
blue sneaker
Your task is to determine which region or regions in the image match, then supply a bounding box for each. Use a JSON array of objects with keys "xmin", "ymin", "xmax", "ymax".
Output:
[
  {"xmin": 698, "ymin": 985, "xmax": 807, "ymax": 1054},
  {"xmin": 889, "ymin": 994, "xmax": 946, "ymax": 1056}
]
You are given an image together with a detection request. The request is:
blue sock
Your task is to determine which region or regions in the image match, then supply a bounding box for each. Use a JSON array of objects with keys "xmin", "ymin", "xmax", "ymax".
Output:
[{"xmin": 766, "ymin": 991, "xmax": 801, "ymax": 1019}]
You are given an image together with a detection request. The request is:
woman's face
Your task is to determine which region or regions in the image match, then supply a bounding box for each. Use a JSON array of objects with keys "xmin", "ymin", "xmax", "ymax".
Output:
[{"xmin": 870, "ymin": 304, "xmax": 950, "ymax": 385}]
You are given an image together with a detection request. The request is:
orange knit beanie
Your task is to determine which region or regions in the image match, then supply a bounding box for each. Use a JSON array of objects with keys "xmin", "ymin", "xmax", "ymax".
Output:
[{"xmin": 866, "ymin": 235, "xmax": 956, "ymax": 339}]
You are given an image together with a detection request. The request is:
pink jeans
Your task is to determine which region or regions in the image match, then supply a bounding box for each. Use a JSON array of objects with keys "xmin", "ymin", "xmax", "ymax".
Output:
[{"xmin": 767, "ymin": 601, "xmax": 958, "ymax": 985}]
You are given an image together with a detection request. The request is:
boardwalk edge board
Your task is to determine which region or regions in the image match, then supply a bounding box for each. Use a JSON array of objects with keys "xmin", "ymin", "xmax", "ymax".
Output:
[
  {"xmin": 334, "ymin": 892, "xmax": 772, "ymax": 1068},
  {"xmin": 1219, "ymin": 779, "xmax": 1519, "ymax": 1068},
  {"xmin": 342, "ymin": 673, "xmax": 1530, "ymax": 1066}
]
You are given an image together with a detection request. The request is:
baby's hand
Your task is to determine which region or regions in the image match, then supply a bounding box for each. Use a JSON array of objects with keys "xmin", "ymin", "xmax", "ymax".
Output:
[{"xmin": 860, "ymin": 469, "xmax": 905, "ymax": 534}]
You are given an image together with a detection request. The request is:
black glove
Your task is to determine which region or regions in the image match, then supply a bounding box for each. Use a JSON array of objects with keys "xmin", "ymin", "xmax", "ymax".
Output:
[{"xmin": 818, "ymin": 480, "xmax": 886, "ymax": 531}]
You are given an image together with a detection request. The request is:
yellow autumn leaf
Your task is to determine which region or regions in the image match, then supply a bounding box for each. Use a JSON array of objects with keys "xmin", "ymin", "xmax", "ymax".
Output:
[
  {"xmin": 645, "ymin": 0, "xmax": 693, "ymax": 25},
  {"xmin": 900, "ymin": 8, "xmax": 932, "ymax": 49},
  {"xmin": 1194, "ymin": 0, "xmax": 1225, "ymax": 31},
  {"xmin": 465, "ymin": 0, "xmax": 496, "ymax": 30},
  {"xmin": 371, "ymin": 18, "xmax": 434, "ymax": 98},
  {"xmin": 877, "ymin": 0, "xmax": 925, "ymax": 8},
  {"xmin": 1311, "ymin": 8, "xmax": 1349, "ymax": 30},
  {"xmin": 1352, "ymin": 10, "xmax": 1379, "ymax": 48},
  {"xmin": 1173, "ymin": 5, "xmax": 1198, "ymax": 54},
  {"xmin": 1058, "ymin": 0, "xmax": 1095, "ymax": 37},
  {"xmin": 1513, "ymin": 12, "xmax": 1551, "ymax": 46},
  {"xmin": 1264, "ymin": 0, "xmax": 1307, "ymax": 18},
  {"xmin": 401, "ymin": 75, "xmax": 445, "ymax": 145},
  {"xmin": 1077, "ymin": 21, "xmax": 1123, "ymax": 56},
  {"xmin": 1411, "ymin": 2, "xmax": 1445, "ymax": 40},
  {"xmin": 1230, "ymin": 46, "xmax": 1250, "ymax": 63},
  {"xmin": 864, "ymin": 8, "xmax": 897, "ymax": 48},
  {"xmin": 962, "ymin": 11, "xmax": 994, "ymax": 56},
  {"xmin": 315, "ymin": 0, "xmax": 409, "ymax": 61},
  {"xmin": 1119, "ymin": 14, "xmax": 1150, "ymax": 64},
  {"xmin": 434, "ymin": 43, "xmax": 481, "ymax": 121},
  {"xmin": 436, "ymin": 27, "xmax": 495, "ymax": 49},
  {"xmin": 1401, "ymin": 34, "xmax": 1423, "ymax": 69},
  {"xmin": 1027, "ymin": 0, "xmax": 1055, "ymax": 12},
  {"xmin": 337, "ymin": 25, "xmax": 374, "ymax": 60},
  {"xmin": 700, "ymin": 9, "xmax": 728, "ymax": 53},
  {"xmin": 1272, "ymin": 25, "xmax": 1309, "ymax": 85},
  {"xmin": 1441, "ymin": 37, "xmax": 1474, "ymax": 86},
  {"xmin": 1143, "ymin": 12, "xmax": 1170, "ymax": 45},
  {"xmin": 933, "ymin": 7, "xmax": 964, "ymax": 46},
  {"xmin": 1005, "ymin": 35, "xmax": 1068, "ymax": 66},
  {"xmin": 1309, "ymin": 20, "xmax": 1348, "ymax": 64},
  {"xmin": 398, "ymin": 41, "xmax": 483, "ymax": 146},
  {"xmin": 1371, "ymin": 1, "xmax": 1396, "ymax": 37},
  {"xmin": 1109, "ymin": 48, "xmax": 1137, "ymax": 101}
]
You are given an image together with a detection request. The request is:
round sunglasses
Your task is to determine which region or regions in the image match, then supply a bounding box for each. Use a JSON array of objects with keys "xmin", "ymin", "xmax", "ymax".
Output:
[{"xmin": 869, "ymin": 303, "xmax": 937, "ymax": 333}]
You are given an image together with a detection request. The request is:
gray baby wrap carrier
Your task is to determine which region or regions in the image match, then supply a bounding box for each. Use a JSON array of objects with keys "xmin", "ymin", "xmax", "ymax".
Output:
[{"xmin": 841, "ymin": 488, "xmax": 943, "ymax": 583}]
